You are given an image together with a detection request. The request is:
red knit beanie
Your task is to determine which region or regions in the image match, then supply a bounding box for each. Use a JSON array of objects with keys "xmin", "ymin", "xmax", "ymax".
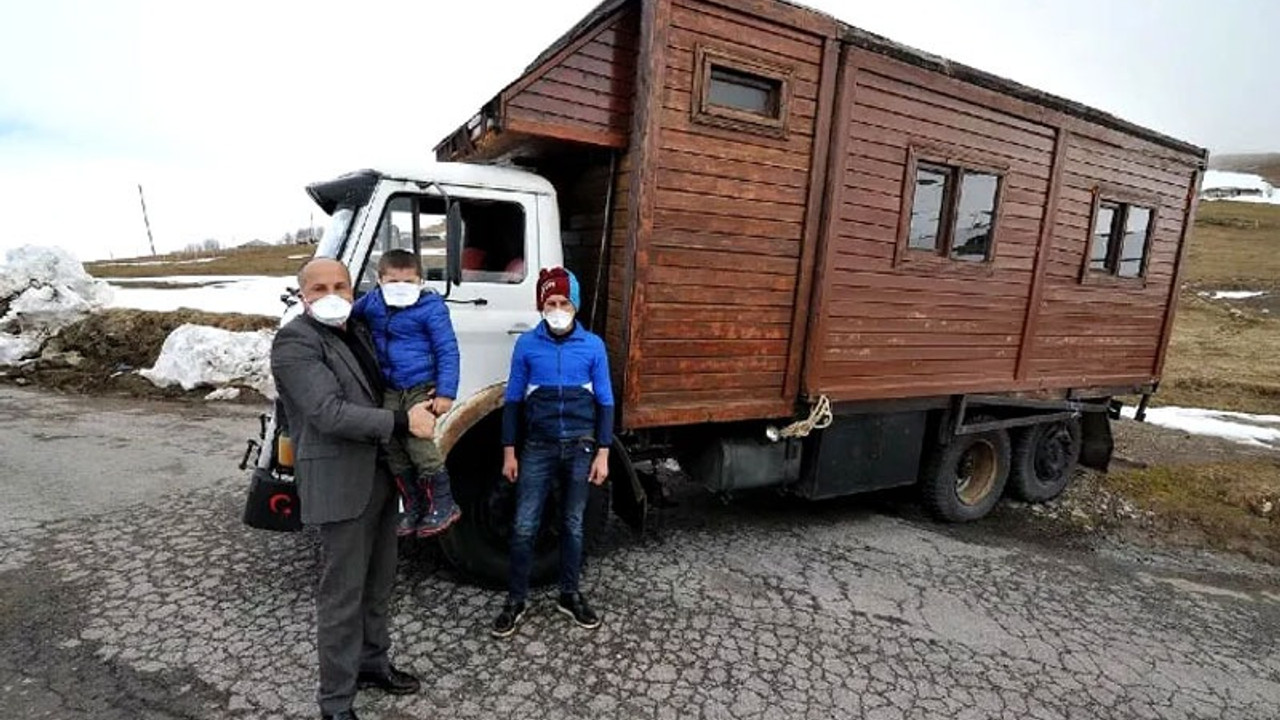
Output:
[{"xmin": 537, "ymin": 267, "xmax": 580, "ymax": 310}]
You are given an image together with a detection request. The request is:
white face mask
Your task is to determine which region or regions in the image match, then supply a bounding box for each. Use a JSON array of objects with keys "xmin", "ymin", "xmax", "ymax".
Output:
[
  {"xmin": 308, "ymin": 293, "xmax": 352, "ymax": 327},
  {"xmin": 544, "ymin": 308, "xmax": 575, "ymax": 333},
  {"xmin": 381, "ymin": 281, "xmax": 421, "ymax": 308}
]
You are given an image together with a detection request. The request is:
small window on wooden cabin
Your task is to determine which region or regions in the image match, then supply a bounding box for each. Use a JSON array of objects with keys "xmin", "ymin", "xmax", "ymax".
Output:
[
  {"xmin": 902, "ymin": 153, "xmax": 1003, "ymax": 265},
  {"xmin": 708, "ymin": 66, "xmax": 781, "ymax": 118},
  {"xmin": 1086, "ymin": 197, "xmax": 1153, "ymax": 280},
  {"xmin": 692, "ymin": 46, "xmax": 792, "ymax": 137}
]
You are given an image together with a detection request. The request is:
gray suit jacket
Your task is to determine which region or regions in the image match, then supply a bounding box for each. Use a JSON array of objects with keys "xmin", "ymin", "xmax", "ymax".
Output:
[{"xmin": 271, "ymin": 314, "xmax": 396, "ymax": 525}]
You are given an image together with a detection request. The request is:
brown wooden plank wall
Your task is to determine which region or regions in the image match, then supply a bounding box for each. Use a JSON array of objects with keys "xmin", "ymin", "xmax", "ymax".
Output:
[
  {"xmin": 808, "ymin": 49, "xmax": 1055, "ymax": 399},
  {"xmin": 540, "ymin": 149, "xmax": 633, "ymax": 397},
  {"xmin": 625, "ymin": 0, "xmax": 825, "ymax": 421},
  {"xmin": 1025, "ymin": 133, "xmax": 1198, "ymax": 381},
  {"xmin": 502, "ymin": 10, "xmax": 639, "ymax": 145}
]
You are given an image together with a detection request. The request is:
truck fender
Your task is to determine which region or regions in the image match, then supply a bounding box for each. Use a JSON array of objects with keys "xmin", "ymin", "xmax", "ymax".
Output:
[{"xmin": 434, "ymin": 382, "xmax": 508, "ymax": 459}]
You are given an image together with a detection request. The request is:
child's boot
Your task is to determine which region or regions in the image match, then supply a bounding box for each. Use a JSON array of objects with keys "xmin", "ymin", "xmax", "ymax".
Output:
[
  {"xmin": 395, "ymin": 475, "xmax": 427, "ymax": 537},
  {"xmin": 417, "ymin": 469, "xmax": 462, "ymax": 537}
]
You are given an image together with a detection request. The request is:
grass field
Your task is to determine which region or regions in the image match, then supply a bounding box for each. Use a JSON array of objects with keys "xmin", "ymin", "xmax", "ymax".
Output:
[
  {"xmin": 86, "ymin": 243, "xmax": 313, "ymax": 278},
  {"xmin": 1156, "ymin": 201, "xmax": 1280, "ymax": 415}
]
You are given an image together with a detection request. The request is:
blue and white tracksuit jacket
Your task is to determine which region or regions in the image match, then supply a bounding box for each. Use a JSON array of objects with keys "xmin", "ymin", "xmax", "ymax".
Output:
[{"xmin": 501, "ymin": 321, "xmax": 615, "ymax": 448}]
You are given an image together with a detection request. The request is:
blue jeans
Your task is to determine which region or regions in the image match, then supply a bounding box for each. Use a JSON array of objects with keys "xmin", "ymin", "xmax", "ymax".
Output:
[{"xmin": 508, "ymin": 438, "xmax": 594, "ymax": 603}]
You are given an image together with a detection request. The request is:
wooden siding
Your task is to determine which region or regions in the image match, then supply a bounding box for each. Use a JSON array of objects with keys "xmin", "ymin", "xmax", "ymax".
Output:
[
  {"xmin": 1025, "ymin": 132, "xmax": 1198, "ymax": 382},
  {"xmin": 500, "ymin": 9, "xmax": 639, "ymax": 147},
  {"xmin": 620, "ymin": 0, "xmax": 828, "ymax": 427},
  {"xmin": 805, "ymin": 48, "xmax": 1055, "ymax": 400}
]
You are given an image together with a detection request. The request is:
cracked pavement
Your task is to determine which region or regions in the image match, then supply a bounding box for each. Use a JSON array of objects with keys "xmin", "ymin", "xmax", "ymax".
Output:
[{"xmin": 2, "ymin": 386, "xmax": 1279, "ymax": 719}]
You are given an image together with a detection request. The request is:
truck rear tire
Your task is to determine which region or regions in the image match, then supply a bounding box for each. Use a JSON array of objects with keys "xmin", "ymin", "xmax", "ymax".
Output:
[
  {"xmin": 921, "ymin": 421, "xmax": 1010, "ymax": 522},
  {"xmin": 1009, "ymin": 419, "xmax": 1082, "ymax": 503},
  {"xmin": 437, "ymin": 411, "xmax": 609, "ymax": 589}
]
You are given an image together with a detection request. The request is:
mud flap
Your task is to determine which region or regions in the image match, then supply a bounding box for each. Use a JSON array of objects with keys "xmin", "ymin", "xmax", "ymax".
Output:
[
  {"xmin": 609, "ymin": 441, "xmax": 648, "ymax": 534},
  {"xmin": 1079, "ymin": 410, "xmax": 1114, "ymax": 473}
]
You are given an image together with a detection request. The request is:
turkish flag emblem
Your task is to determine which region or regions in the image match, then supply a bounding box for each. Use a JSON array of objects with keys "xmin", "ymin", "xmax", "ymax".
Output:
[{"xmin": 268, "ymin": 493, "xmax": 294, "ymax": 517}]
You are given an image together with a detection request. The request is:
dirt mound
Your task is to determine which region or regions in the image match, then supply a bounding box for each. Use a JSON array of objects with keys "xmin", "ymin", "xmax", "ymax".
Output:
[{"xmin": 1, "ymin": 308, "xmax": 277, "ymax": 401}]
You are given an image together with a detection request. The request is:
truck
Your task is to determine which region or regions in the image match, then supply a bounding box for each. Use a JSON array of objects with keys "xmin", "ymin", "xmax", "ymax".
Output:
[{"xmin": 250, "ymin": 0, "xmax": 1207, "ymax": 587}]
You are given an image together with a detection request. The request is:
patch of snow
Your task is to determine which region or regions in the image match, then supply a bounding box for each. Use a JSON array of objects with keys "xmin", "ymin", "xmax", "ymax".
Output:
[
  {"xmin": 0, "ymin": 246, "xmax": 113, "ymax": 365},
  {"xmin": 1122, "ymin": 406, "xmax": 1280, "ymax": 450},
  {"xmin": 97, "ymin": 256, "xmax": 225, "ymax": 267},
  {"xmin": 0, "ymin": 334, "xmax": 38, "ymax": 364},
  {"xmin": 140, "ymin": 324, "xmax": 275, "ymax": 397},
  {"xmin": 1199, "ymin": 290, "xmax": 1268, "ymax": 300},
  {"xmin": 1202, "ymin": 170, "xmax": 1273, "ymax": 193},
  {"xmin": 204, "ymin": 387, "xmax": 242, "ymax": 402},
  {"xmin": 106, "ymin": 275, "xmax": 293, "ymax": 316},
  {"xmin": 107, "ymin": 274, "xmax": 281, "ymax": 285}
]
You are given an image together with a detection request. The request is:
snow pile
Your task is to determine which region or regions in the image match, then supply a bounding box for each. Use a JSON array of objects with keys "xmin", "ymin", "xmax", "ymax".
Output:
[
  {"xmin": 1200, "ymin": 170, "xmax": 1280, "ymax": 204},
  {"xmin": 1200, "ymin": 290, "xmax": 1268, "ymax": 301},
  {"xmin": 139, "ymin": 324, "xmax": 276, "ymax": 398},
  {"xmin": 1122, "ymin": 406, "xmax": 1280, "ymax": 450},
  {"xmin": 0, "ymin": 246, "xmax": 113, "ymax": 365},
  {"xmin": 106, "ymin": 275, "xmax": 292, "ymax": 316}
]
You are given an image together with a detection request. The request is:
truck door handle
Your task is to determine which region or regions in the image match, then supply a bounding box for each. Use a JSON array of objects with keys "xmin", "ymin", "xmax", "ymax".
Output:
[{"xmin": 508, "ymin": 323, "xmax": 532, "ymax": 335}]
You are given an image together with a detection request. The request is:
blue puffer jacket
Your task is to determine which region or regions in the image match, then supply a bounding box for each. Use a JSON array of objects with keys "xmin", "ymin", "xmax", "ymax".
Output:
[
  {"xmin": 353, "ymin": 288, "xmax": 460, "ymax": 397},
  {"xmin": 501, "ymin": 321, "xmax": 615, "ymax": 447}
]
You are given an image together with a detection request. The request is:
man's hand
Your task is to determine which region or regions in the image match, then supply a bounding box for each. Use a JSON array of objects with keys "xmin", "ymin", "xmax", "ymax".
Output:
[
  {"xmin": 502, "ymin": 446, "xmax": 519, "ymax": 483},
  {"xmin": 430, "ymin": 397, "xmax": 454, "ymax": 416},
  {"xmin": 588, "ymin": 448, "xmax": 610, "ymax": 486},
  {"xmin": 408, "ymin": 401, "xmax": 437, "ymax": 439}
]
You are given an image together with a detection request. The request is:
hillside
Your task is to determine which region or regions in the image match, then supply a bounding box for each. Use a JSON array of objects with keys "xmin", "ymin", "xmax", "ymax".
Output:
[
  {"xmin": 86, "ymin": 243, "xmax": 312, "ymax": 279},
  {"xmin": 1210, "ymin": 153, "xmax": 1280, "ymax": 187}
]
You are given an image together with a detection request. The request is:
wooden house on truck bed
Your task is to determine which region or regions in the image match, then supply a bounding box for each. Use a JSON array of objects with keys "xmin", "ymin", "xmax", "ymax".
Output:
[{"xmin": 434, "ymin": 0, "xmax": 1206, "ymax": 521}]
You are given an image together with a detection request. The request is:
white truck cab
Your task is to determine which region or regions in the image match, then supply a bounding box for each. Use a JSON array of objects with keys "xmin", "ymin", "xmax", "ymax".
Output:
[{"xmin": 306, "ymin": 165, "xmax": 563, "ymax": 401}]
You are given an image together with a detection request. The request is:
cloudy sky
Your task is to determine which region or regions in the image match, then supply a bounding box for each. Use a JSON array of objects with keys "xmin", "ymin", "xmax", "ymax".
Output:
[{"xmin": 1, "ymin": 0, "xmax": 1274, "ymax": 261}]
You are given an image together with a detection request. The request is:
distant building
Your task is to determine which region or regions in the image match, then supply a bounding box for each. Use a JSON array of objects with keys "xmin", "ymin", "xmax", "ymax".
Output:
[{"xmin": 1201, "ymin": 170, "xmax": 1276, "ymax": 202}]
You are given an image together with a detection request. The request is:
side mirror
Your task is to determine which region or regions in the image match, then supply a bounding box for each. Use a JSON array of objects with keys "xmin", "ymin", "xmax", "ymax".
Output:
[{"xmin": 446, "ymin": 202, "xmax": 464, "ymax": 287}]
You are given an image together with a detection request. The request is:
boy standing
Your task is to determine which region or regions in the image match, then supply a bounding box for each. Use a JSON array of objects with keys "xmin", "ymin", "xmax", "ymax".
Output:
[
  {"xmin": 353, "ymin": 249, "xmax": 462, "ymax": 538},
  {"xmin": 492, "ymin": 267, "xmax": 614, "ymax": 638}
]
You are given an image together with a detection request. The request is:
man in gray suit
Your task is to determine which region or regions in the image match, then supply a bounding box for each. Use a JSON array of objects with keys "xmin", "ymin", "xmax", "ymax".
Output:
[{"xmin": 272, "ymin": 258, "xmax": 437, "ymax": 720}]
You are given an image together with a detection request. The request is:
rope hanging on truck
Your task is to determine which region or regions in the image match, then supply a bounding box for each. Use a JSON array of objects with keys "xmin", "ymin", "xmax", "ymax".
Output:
[{"xmin": 773, "ymin": 395, "xmax": 833, "ymax": 440}]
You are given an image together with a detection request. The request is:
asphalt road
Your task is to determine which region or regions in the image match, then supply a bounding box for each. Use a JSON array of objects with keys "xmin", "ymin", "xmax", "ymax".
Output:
[{"xmin": 2, "ymin": 385, "xmax": 1279, "ymax": 719}]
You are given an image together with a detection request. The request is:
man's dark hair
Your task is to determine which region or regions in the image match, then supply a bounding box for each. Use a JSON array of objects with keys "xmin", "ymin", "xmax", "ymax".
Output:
[{"xmin": 377, "ymin": 249, "xmax": 420, "ymax": 277}]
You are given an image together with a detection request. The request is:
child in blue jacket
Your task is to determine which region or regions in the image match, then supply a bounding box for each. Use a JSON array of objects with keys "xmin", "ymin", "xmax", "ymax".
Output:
[
  {"xmin": 492, "ymin": 267, "xmax": 614, "ymax": 638},
  {"xmin": 353, "ymin": 249, "xmax": 461, "ymax": 537}
]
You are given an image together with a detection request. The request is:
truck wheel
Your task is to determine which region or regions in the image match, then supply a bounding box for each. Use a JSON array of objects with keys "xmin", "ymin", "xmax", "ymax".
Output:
[
  {"xmin": 921, "ymin": 421, "xmax": 1011, "ymax": 522},
  {"xmin": 1009, "ymin": 419, "xmax": 1082, "ymax": 502},
  {"xmin": 437, "ymin": 412, "xmax": 609, "ymax": 588}
]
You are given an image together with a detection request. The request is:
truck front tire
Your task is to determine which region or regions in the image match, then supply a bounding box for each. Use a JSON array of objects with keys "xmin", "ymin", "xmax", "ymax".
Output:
[
  {"xmin": 437, "ymin": 411, "xmax": 610, "ymax": 588},
  {"xmin": 921, "ymin": 421, "xmax": 1011, "ymax": 522}
]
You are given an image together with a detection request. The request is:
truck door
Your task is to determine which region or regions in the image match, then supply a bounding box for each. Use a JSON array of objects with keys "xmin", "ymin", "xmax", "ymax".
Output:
[{"xmin": 353, "ymin": 186, "xmax": 541, "ymax": 401}]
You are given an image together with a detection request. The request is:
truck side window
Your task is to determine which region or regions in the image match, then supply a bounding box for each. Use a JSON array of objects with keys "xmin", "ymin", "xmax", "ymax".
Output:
[
  {"xmin": 459, "ymin": 199, "xmax": 527, "ymax": 285},
  {"xmin": 359, "ymin": 195, "xmax": 447, "ymax": 296}
]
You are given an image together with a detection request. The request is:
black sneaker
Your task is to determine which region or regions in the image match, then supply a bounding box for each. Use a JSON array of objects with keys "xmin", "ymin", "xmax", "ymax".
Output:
[
  {"xmin": 491, "ymin": 601, "xmax": 527, "ymax": 638},
  {"xmin": 556, "ymin": 593, "xmax": 601, "ymax": 629}
]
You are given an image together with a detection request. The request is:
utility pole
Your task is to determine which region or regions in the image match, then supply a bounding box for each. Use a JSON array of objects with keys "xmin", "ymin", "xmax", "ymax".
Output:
[{"xmin": 137, "ymin": 184, "xmax": 157, "ymax": 256}]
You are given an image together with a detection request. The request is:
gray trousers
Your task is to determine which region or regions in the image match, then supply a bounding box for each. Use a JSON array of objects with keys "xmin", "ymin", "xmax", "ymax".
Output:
[{"xmin": 315, "ymin": 464, "xmax": 399, "ymax": 714}]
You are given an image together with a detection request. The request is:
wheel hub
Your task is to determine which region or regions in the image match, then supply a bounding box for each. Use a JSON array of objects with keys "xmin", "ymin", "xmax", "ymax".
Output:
[{"xmin": 955, "ymin": 440, "xmax": 998, "ymax": 506}]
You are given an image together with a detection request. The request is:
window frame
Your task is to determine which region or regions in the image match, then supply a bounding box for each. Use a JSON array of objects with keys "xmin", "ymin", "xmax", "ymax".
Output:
[
  {"xmin": 691, "ymin": 44, "xmax": 793, "ymax": 138},
  {"xmin": 895, "ymin": 144, "xmax": 1008, "ymax": 273},
  {"xmin": 1079, "ymin": 185, "xmax": 1159, "ymax": 287}
]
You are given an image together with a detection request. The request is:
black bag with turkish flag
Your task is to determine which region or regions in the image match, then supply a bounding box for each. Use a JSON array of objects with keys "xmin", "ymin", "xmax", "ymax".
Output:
[{"xmin": 243, "ymin": 467, "xmax": 303, "ymax": 533}]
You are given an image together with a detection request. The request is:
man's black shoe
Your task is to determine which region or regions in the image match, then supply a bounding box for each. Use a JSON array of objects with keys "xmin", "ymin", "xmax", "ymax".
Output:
[
  {"xmin": 321, "ymin": 711, "xmax": 359, "ymax": 720},
  {"xmin": 356, "ymin": 666, "xmax": 420, "ymax": 695},
  {"xmin": 491, "ymin": 600, "xmax": 527, "ymax": 638},
  {"xmin": 557, "ymin": 592, "xmax": 601, "ymax": 629}
]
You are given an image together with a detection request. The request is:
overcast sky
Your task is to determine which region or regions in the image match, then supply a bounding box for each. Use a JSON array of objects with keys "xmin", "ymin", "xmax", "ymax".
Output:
[{"xmin": 1, "ymin": 0, "xmax": 1274, "ymax": 261}]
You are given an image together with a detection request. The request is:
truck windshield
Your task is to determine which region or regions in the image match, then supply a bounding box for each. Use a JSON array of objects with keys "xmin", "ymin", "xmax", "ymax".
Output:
[{"xmin": 316, "ymin": 207, "xmax": 355, "ymax": 258}]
